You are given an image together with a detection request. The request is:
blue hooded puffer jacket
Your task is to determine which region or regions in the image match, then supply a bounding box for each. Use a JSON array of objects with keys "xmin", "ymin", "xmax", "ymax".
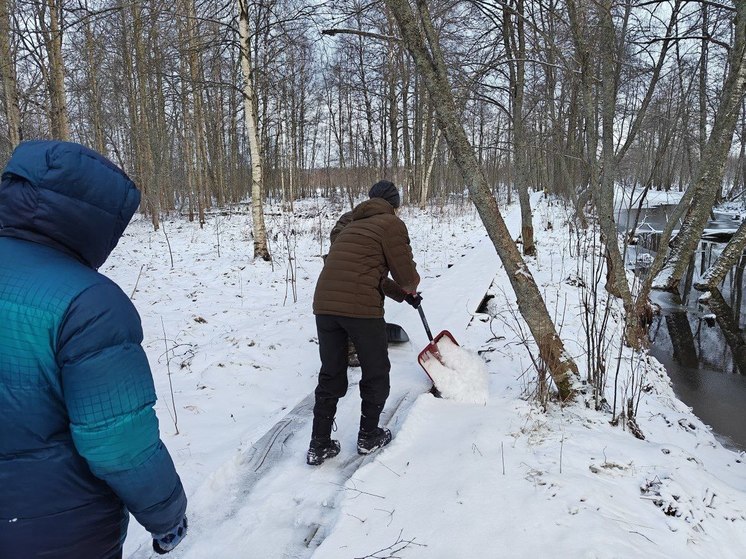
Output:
[{"xmin": 0, "ymin": 141, "xmax": 187, "ymax": 558}]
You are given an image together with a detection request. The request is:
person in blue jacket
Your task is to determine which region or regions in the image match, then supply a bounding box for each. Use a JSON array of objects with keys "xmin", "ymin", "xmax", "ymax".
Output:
[{"xmin": 0, "ymin": 141, "xmax": 188, "ymax": 558}]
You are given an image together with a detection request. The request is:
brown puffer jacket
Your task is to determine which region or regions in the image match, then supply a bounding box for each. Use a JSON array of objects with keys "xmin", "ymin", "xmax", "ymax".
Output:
[{"xmin": 313, "ymin": 198, "xmax": 419, "ymax": 318}]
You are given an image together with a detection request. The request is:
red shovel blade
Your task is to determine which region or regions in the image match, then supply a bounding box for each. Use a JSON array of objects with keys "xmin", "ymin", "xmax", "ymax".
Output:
[{"xmin": 417, "ymin": 330, "xmax": 459, "ymax": 384}]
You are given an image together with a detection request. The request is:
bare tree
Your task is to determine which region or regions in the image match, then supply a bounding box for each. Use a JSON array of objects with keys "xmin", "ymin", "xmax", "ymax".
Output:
[
  {"xmin": 596, "ymin": 0, "xmax": 634, "ymax": 306},
  {"xmin": 654, "ymin": 2, "xmax": 746, "ymax": 291},
  {"xmin": 385, "ymin": 0, "xmax": 578, "ymax": 399},
  {"xmin": 566, "ymin": 0, "xmax": 682, "ymax": 342}
]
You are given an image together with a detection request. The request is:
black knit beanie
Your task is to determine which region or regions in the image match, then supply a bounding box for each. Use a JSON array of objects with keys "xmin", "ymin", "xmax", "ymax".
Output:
[{"xmin": 368, "ymin": 180, "xmax": 400, "ymax": 208}]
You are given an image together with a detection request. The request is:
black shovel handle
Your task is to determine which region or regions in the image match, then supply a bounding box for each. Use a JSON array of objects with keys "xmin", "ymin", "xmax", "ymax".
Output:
[{"xmin": 417, "ymin": 305, "xmax": 434, "ymax": 342}]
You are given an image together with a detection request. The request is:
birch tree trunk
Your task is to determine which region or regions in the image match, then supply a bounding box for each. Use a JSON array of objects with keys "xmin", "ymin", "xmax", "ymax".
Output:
[
  {"xmin": 386, "ymin": 0, "xmax": 578, "ymax": 399},
  {"xmin": 654, "ymin": 2, "xmax": 746, "ymax": 290},
  {"xmin": 0, "ymin": 0, "xmax": 21, "ymax": 147},
  {"xmin": 237, "ymin": 0, "xmax": 271, "ymax": 261}
]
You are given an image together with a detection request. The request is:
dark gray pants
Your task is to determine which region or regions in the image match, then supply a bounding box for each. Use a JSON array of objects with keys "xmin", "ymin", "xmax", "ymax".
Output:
[{"xmin": 313, "ymin": 314, "xmax": 390, "ymax": 439}]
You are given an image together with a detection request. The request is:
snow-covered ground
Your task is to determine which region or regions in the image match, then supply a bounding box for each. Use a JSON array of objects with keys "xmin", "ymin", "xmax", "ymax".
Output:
[{"xmin": 114, "ymin": 194, "xmax": 746, "ymax": 558}]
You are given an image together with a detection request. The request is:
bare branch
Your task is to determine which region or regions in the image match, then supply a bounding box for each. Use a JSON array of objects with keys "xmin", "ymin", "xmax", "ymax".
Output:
[
  {"xmin": 633, "ymin": 34, "xmax": 731, "ymax": 51},
  {"xmin": 321, "ymin": 27, "xmax": 401, "ymax": 43},
  {"xmin": 354, "ymin": 529, "xmax": 426, "ymax": 559}
]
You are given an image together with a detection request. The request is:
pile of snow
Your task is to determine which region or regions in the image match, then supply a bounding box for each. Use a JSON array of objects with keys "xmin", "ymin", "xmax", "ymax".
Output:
[{"xmin": 420, "ymin": 335, "xmax": 489, "ymax": 404}]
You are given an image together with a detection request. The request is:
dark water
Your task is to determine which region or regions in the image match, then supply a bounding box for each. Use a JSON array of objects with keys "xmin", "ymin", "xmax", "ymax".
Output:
[{"xmin": 621, "ymin": 205, "xmax": 746, "ymax": 451}]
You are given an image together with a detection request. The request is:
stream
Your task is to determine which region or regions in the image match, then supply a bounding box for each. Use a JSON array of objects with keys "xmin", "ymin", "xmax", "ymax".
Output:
[{"xmin": 621, "ymin": 203, "xmax": 746, "ymax": 451}]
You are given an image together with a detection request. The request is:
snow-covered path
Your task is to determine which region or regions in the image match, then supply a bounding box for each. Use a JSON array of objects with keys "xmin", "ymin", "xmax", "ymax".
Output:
[{"xmin": 126, "ymin": 226, "xmax": 501, "ymax": 559}]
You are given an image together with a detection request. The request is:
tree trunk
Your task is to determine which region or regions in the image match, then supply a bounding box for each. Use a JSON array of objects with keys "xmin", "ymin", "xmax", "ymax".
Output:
[
  {"xmin": 237, "ymin": 0, "xmax": 271, "ymax": 261},
  {"xmin": 83, "ymin": 10, "xmax": 106, "ymax": 155},
  {"xmin": 355, "ymin": 28, "xmax": 378, "ymax": 169},
  {"xmin": 567, "ymin": 0, "xmax": 599, "ymax": 231},
  {"xmin": 503, "ymin": 0, "xmax": 535, "ymax": 256},
  {"xmin": 417, "ymin": 99, "xmax": 436, "ymax": 205},
  {"xmin": 386, "ymin": 10, "xmax": 399, "ymax": 175},
  {"xmin": 130, "ymin": 0, "xmax": 158, "ymax": 227},
  {"xmin": 699, "ymin": 0, "xmax": 709, "ymax": 161},
  {"xmin": 177, "ymin": 7, "xmax": 196, "ymax": 222},
  {"xmin": 186, "ymin": 0, "xmax": 208, "ymax": 226},
  {"xmin": 401, "ymin": 53, "xmax": 414, "ymax": 197},
  {"xmin": 0, "ymin": 0, "xmax": 20, "ymax": 147},
  {"xmin": 38, "ymin": 0, "xmax": 70, "ymax": 140},
  {"xmin": 597, "ymin": 0, "xmax": 634, "ymax": 310},
  {"xmin": 654, "ymin": 2, "xmax": 746, "ymax": 290},
  {"xmin": 386, "ymin": 0, "xmax": 578, "ymax": 400},
  {"xmin": 420, "ymin": 127, "xmax": 441, "ymax": 208}
]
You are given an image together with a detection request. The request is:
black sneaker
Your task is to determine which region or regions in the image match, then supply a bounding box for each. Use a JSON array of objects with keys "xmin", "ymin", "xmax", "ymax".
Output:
[
  {"xmin": 306, "ymin": 438, "xmax": 341, "ymax": 466},
  {"xmin": 357, "ymin": 427, "xmax": 392, "ymax": 455}
]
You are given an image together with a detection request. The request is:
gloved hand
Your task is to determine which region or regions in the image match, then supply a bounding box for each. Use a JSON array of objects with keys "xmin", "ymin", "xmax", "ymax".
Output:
[
  {"xmin": 404, "ymin": 292, "xmax": 422, "ymax": 308},
  {"xmin": 152, "ymin": 516, "xmax": 188, "ymax": 555}
]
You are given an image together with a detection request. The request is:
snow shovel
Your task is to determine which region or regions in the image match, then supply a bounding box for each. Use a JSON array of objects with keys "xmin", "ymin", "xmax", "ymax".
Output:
[{"xmin": 416, "ymin": 305, "xmax": 459, "ymax": 396}]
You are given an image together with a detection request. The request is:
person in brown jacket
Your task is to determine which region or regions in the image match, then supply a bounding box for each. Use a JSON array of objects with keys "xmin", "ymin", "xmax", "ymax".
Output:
[
  {"xmin": 308, "ymin": 180, "xmax": 421, "ymax": 465},
  {"xmin": 328, "ymin": 196, "xmax": 411, "ymax": 366}
]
